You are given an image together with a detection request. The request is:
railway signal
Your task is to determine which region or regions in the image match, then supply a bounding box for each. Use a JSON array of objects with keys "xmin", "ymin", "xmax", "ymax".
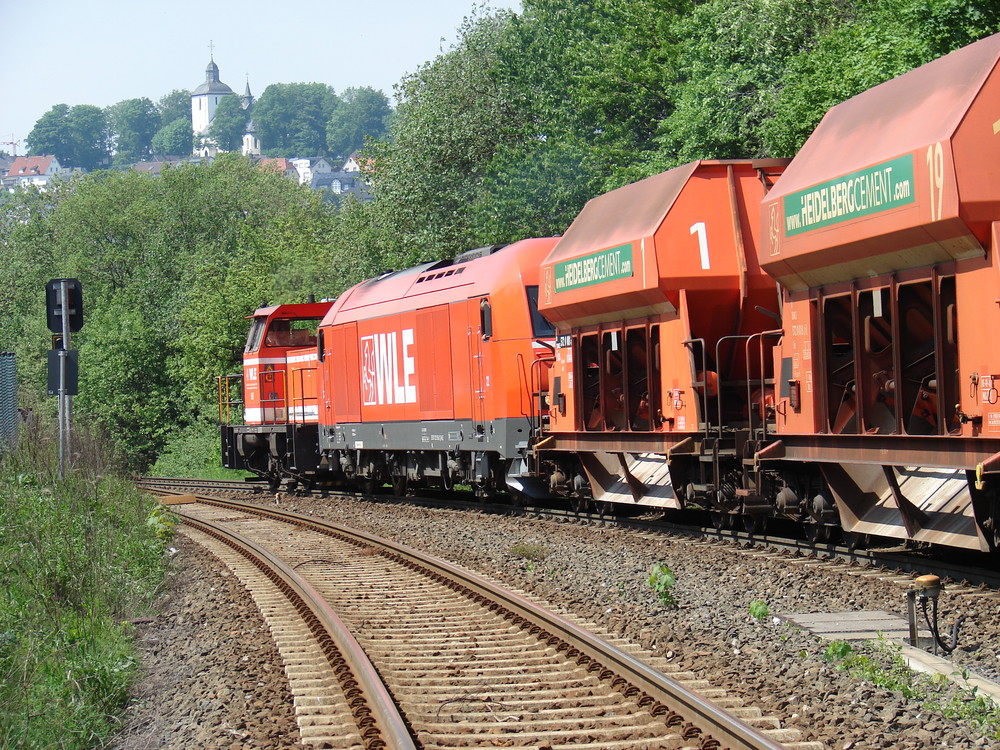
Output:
[{"xmin": 45, "ymin": 278, "xmax": 84, "ymax": 479}]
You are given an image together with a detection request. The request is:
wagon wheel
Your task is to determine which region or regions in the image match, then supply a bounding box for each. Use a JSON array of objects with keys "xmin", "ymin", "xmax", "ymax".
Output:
[
  {"xmin": 391, "ymin": 475, "xmax": 408, "ymax": 498},
  {"xmin": 742, "ymin": 514, "xmax": 768, "ymax": 536},
  {"xmin": 804, "ymin": 522, "xmax": 831, "ymax": 544},
  {"xmin": 842, "ymin": 530, "xmax": 869, "ymax": 550},
  {"xmin": 710, "ymin": 511, "xmax": 732, "ymax": 531},
  {"xmin": 361, "ymin": 474, "xmax": 381, "ymax": 496},
  {"xmin": 594, "ymin": 500, "xmax": 614, "ymax": 518}
]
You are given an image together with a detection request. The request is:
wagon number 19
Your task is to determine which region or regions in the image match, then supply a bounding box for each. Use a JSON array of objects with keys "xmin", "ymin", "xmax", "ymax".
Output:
[{"xmin": 926, "ymin": 142, "xmax": 945, "ymax": 222}]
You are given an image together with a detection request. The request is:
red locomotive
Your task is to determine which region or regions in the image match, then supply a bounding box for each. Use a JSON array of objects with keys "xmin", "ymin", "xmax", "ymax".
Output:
[
  {"xmin": 220, "ymin": 300, "xmax": 332, "ymax": 488},
  {"xmin": 314, "ymin": 237, "xmax": 559, "ymax": 496},
  {"xmin": 218, "ymin": 32, "xmax": 1000, "ymax": 552}
]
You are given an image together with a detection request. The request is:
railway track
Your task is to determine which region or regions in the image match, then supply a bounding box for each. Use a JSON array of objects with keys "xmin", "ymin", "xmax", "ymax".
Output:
[
  {"xmin": 155, "ymin": 490, "xmax": 823, "ymax": 749},
  {"xmin": 141, "ymin": 477, "xmax": 1000, "ymax": 592}
]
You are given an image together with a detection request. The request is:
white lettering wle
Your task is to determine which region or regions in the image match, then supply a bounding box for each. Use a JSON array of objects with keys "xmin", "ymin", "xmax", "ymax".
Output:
[{"xmin": 362, "ymin": 329, "xmax": 416, "ymax": 405}]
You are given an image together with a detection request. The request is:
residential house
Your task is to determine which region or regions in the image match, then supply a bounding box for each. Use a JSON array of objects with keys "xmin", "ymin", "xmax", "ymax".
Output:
[
  {"xmin": 2, "ymin": 155, "xmax": 70, "ymax": 190},
  {"xmin": 291, "ymin": 157, "xmax": 332, "ymax": 187}
]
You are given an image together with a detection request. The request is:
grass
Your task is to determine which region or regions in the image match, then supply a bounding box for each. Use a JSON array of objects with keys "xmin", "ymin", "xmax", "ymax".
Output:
[
  {"xmin": 0, "ymin": 416, "xmax": 168, "ymax": 749},
  {"xmin": 149, "ymin": 419, "xmax": 250, "ymax": 479},
  {"xmin": 823, "ymin": 637, "xmax": 1000, "ymax": 739},
  {"xmin": 509, "ymin": 542, "xmax": 552, "ymax": 562}
]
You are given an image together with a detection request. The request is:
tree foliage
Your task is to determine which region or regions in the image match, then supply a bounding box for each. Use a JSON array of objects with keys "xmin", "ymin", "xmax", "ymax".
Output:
[
  {"xmin": 151, "ymin": 117, "xmax": 193, "ymax": 157},
  {"xmin": 325, "ymin": 87, "xmax": 391, "ymax": 159},
  {"xmin": 207, "ymin": 95, "xmax": 247, "ymax": 152},
  {"xmin": 105, "ymin": 97, "xmax": 159, "ymax": 165},
  {"xmin": 26, "ymin": 104, "xmax": 108, "ymax": 169},
  {"xmin": 0, "ymin": 156, "xmax": 338, "ymax": 466},
  {"xmin": 156, "ymin": 89, "xmax": 193, "ymax": 129},
  {"xmin": 254, "ymin": 83, "xmax": 339, "ymax": 155}
]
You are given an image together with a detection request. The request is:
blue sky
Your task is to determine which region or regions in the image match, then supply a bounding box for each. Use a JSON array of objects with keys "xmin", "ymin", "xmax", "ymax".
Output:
[{"xmin": 0, "ymin": 0, "xmax": 521, "ymax": 152}]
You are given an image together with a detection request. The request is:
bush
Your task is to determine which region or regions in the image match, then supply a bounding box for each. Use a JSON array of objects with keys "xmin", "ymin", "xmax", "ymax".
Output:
[
  {"xmin": 150, "ymin": 419, "xmax": 248, "ymax": 479},
  {"xmin": 0, "ymin": 416, "xmax": 167, "ymax": 748}
]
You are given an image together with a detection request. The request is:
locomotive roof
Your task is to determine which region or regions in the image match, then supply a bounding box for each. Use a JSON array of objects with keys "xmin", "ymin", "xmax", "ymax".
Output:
[{"xmin": 321, "ymin": 237, "xmax": 559, "ymax": 325}]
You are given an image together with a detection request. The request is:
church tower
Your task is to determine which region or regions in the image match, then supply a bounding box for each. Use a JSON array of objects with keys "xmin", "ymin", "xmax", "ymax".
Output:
[{"xmin": 191, "ymin": 58, "xmax": 236, "ymax": 137}]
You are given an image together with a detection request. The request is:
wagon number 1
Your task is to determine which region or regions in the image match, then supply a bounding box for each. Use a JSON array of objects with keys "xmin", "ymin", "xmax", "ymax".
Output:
[
  {"xmin": 926, "ymin": 142, "xmax": 944, "ymax": 222},
  {"xmin": 690, "ymin": 221, "xmax": 710, "ymax": 270}
]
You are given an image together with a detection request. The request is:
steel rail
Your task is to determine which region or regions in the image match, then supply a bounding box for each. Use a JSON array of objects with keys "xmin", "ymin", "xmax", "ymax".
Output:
[
  {"xmin": 172, "ymin": 507, "xmax": 417, "ymax": 750},
  {"xmin": 185, "ymin": 494, "xmax": 790, "ymax": 750},
  {"xmin": 141, "ymin": 477, "xmax": 1000, "ymax": 589}
]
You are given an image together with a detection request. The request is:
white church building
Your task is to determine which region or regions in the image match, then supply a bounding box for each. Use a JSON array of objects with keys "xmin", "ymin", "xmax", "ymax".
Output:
[{"xmin": 191, "ymin": 58, "xmax": 259, "ymax": 158}]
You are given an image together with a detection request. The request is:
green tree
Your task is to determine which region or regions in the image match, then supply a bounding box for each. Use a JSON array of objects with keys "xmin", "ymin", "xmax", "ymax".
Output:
[
  {"xmin": 208, "ymin": 95, "xmax": 248, "ymax": 152},
  {"xmin": 106, "ymin": 97, "xmax": 160, "ymax": 165},
  {"xmin": 151, "ymin": 117, "xmax": 194, "ymax": 157},
  {"xmin": 325, "ymin": 87, "xmax": 391, "ymax": 159},
  {"xmin": 26, "ymin": 104, "xmax": 72, "ymax": 161},
  {"xmin": 26, "ymin": 104, "xmax": 108, "ymax": 169},
  {"xmin": 66, "ymin": 104, "xmax": 109, "ymax": 169},
  {"xmin": 366, "ymin": 10, "xmax": 522, "ymax": 265},
  {"xmin": 254, "ymin": 83, "xmax": 339, "ymax": 155},
  {"xmin": 761, "ymin": 0, "xmax": 1000, "ymax": 156},
  {"xmin": 499, "ymin": 0, "xmax": 687, "ymax": 187},
  {"xmin": 645, "ymin": 0, "xmax": 851, "ymax": 170},
  {"xmin": 157, "ymin": 89, "xmax": 192, "ymax": 128}
]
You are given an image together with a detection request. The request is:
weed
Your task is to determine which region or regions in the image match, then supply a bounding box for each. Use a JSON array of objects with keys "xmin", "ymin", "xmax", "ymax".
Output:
[
  {"xmin": 648, "ymin": 562, "xmax": 677, "ymax": 607},
  {"xmin": 824, "ymin": 639, "xmax": 853, "ymax": 663},
  {"xmin": 748, "ymin": 600, "xmax": 770, "ymax": 621},
  {"xmin": 509, "ymin": 542, "xmax": 551, "ymax": 562},
  {"xmin": 825, "ymin": 638, "xmax": 1000, "ymax": 739},
  {"xmin": 146, "ymin": 504, "xmax": 178, "ymax": 540}
]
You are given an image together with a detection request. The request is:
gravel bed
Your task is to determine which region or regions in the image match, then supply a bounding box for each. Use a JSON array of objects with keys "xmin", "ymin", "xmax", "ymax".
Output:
[
  {"xmin": 272, "ymin": 495, "xmax": 1000, "ymax": 750},
  {"xmin": 112, "ymin": 494, "xmax": 1000, "ymax": 749},
  {"xmin": 108, "ymin": 534, "xmax": 305, "ymax": 750}
]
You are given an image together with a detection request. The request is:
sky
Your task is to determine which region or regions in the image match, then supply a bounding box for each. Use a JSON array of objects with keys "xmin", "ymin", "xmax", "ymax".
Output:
[{"xmin": 0, "ymin": 0, "xmax": 522, "ymax": 153}]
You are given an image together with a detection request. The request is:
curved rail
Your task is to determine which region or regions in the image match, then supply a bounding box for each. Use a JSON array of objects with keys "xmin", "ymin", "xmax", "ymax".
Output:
[
  {"xmin": 173, "ymin": 505, "xmax": 416, "ymax": 750},
  {"xmin": 169, "ymin": 493, "xmax": 797, "ymax": 750}
]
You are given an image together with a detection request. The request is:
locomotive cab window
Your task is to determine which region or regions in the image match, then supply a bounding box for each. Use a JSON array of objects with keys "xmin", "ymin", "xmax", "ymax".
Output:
[
  {"xmin": 244, "ymin": 317, "xmax": 267, "ymax": 353},
  {"xmin": 525, "ymin": 286, "xmax": 555, "ymax": 338},
  {"xmin": 263, "ymin": 318, "xmax": 322, "ymax": 348}
]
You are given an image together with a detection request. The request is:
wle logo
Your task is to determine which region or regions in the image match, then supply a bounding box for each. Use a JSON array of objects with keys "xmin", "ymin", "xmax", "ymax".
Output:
[{"xmin": 361, "ymin": 329, "xmax": 417, "ymax": 406}]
